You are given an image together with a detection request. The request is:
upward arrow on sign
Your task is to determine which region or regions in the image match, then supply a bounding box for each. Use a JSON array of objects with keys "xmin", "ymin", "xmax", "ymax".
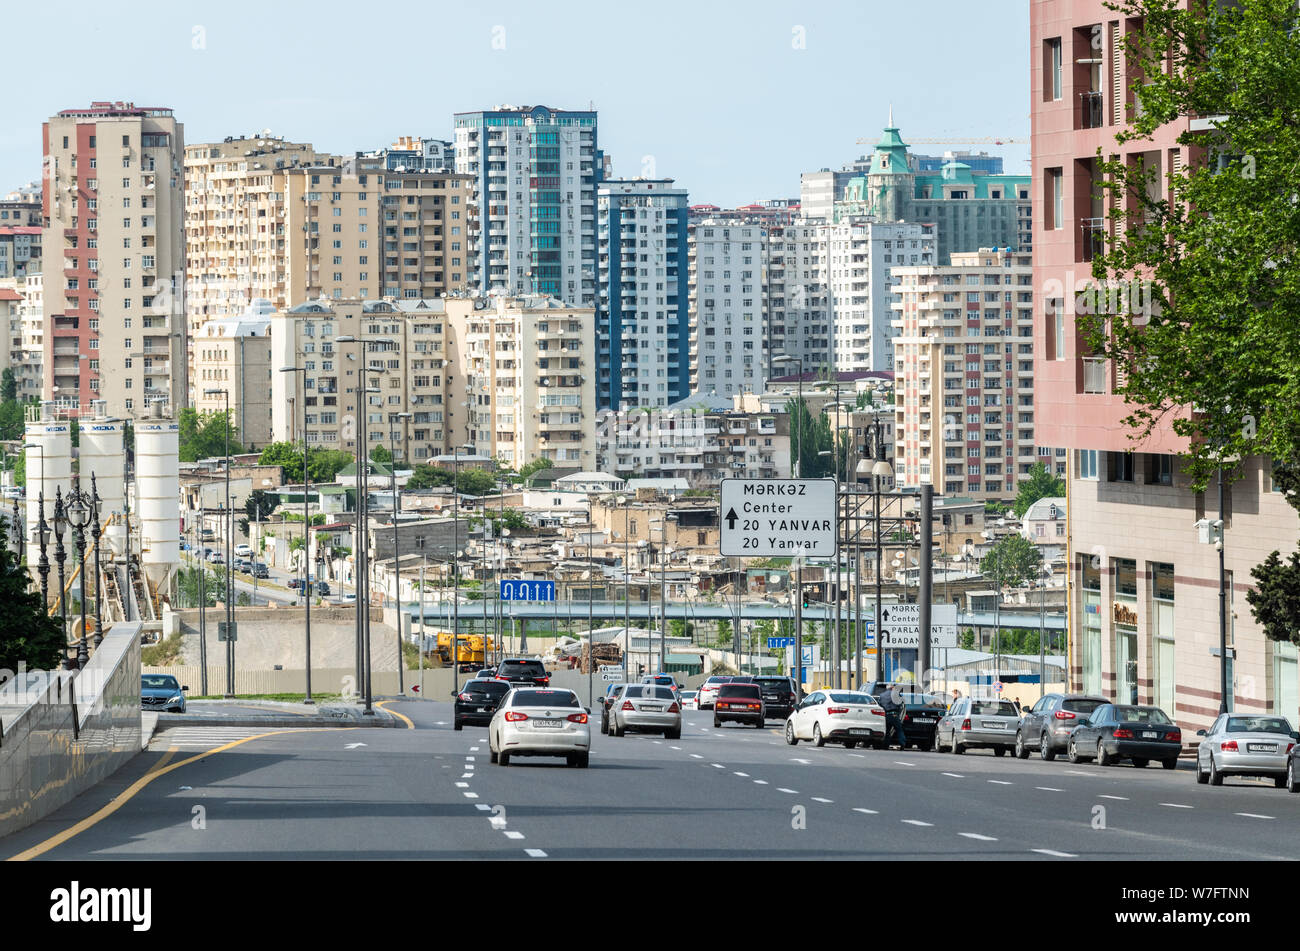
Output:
[{"xmin": 725, "ymin": 508, "xmax": 739, "ymax": 530}]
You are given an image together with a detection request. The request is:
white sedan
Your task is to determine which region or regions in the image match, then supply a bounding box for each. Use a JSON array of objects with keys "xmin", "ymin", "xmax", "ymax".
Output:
[
  {"xmin": 785, "ymin": 690, "xmax": 887, "ymax": 749},
  {"xmin": 489, "ymin": 687, "xmax": 591, "ymax": 768}
]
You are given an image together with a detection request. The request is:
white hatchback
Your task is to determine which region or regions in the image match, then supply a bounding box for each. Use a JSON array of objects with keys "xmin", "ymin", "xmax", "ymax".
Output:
[{"xmin": 489, "ymin": 687, "xmax": 591, "ymax": 768}]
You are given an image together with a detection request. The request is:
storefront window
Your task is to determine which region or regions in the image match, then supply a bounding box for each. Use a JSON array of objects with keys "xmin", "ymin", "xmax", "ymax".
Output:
[{"xmin": 1151, "ymin": 563, "xmax": 1174, "ymax": 715}]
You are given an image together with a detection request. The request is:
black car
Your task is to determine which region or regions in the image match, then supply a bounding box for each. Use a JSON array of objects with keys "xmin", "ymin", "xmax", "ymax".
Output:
[
  {"xmin": 1067, "ymin": 703, "xmax": 1183, "ymax": 768},
  {"xmin": 1015, "ymin": 693, "xmax": 1108, "ymax": 760},
  {"xmin": 251, "ymin": 563, "xmax": 270, "ymax": 579},
  {"xmin": 496, "ymin": 657, "xmax": 550, "ymax": 687},
  {"xmin": 859, "ymin": 681, "xmax": 947, "ymax": 750},
  {"xmin": 597, "ymin": 682, "xmax": 630, "ymax": 734},
  {"xmin": 453, "ymin": 678, "xmax": 511, "ymax": 730},
  {"xmin": 752, "ymin": 676, "xmax": 798, "ymax": 720},
  {"xmin": 713, "ymin": 682, "xmax": 765, "ymax": 728}
]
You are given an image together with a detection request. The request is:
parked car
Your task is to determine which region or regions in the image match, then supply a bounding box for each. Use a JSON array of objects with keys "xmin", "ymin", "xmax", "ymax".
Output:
[
  {"xmin": 315, "ymin": 580, "xmax": 330, "ymax": 596},
  {"xmin": 608, "ymin": 684, "xmax": 682, "ymax": 739},
  {"xmin": 2, "ymin": 486, "xmax": 23, "ymax": 500},
  {"xmin": 1196, "ymin": 714, "xmax": 1296, "ymax": 786},
  {"xmin": 452, "ymin": 678, "xmax": 512, "ymax": 731},
  {"xmin": 753, "ymin": 675, "xmax": 798, "ymax": 721},
  {"xmin": 785, "ymin": 690, "xmax": 886, "ymax": 748},
  {"xmin": 251, "ymin": 563, "xmax": 270, "ymax": 579},
  {"xmin": 1016, "ymin": 693, "xmax": 1109, "ymax": 760},
  {"xmin": 1067, "ymin": 703, "xmax": 1182, "ymax": 768},
  {"xmin": 488, "ymin": 687, "xmax": 590, "ymax": 768},
  {"xmin": 596, "ymin": 682, "xmax": 629, "ymax": 734},
  {"xmin": 141, "ymin": 674, "xmax": 187, "ymax": 713},
  {"xmin": 859, "ymin": 682, "xmax": 947, "ymax": 750},
  {"xmin": 234, "ymin": 543, "xmax": 253, "ymax": 558},
  {"xmin": 232, "ymin": 557, "xmax": 251, "ymax": 573},
  {"xmin": 713, "ymin": 682, "xmax": 765, "ymax": 729},
  {"xmin": 206, "ymin": 550, "xmax": 224, "ymax": 564},
  {"xmin": 697, "ymin": 675, "xmax": 732, "ymax": 710},
  {"xmin": 496, "ymin": 657, "xmax": 551, "ymax": 687},
  {"xmin": 936, "ymin": 697, "xmax": 1022, "ymax": 755}
]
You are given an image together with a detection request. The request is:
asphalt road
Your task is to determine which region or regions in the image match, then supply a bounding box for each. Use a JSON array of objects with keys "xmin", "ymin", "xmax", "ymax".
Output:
[{"xmin": 6, "ymin": 704, "xmax": 1300, "ymax": 860}]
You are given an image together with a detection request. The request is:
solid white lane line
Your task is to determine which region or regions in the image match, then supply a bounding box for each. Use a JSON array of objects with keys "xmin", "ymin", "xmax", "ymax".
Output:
[
  {"xmin": 853, "ymin": 807, "xmax": 879, "ymax": 815},
  {"xmin": 753, "ymin": 780, "xmax": 769, "ymax": 785},
  {"xmin": 942, "ymin": 772, "xmax": 964, "ymax": 778},
  {"xmin": 988, "ymin": 780, "xmax": 1013, "ymax": 785},
  {"xmin": 525, "ymin": 849, "xmax": 547, "ymax": 858},
  {"xmin": 777, "ymin": 787, "xmax": 798, "ymax": 794},
  {"xmin": 811, "ymin": 797, "xmax": 833, "ymax": 803},
  {"xmin": 901, "ymin": 819, "xmax": 933, "ymax": 827},
  {"xmin": 503, "ymin": 831, "xmax": 525, "ymax": 839},
  {"xmin": 734, "ymin": 771, "xmax": 750, "ymax": 777},
  {"xmin": 1031, "ymin": 849, "xmax": 1077, "ymax": 858},
  {"xmin": 1160, "ymin": 803, "xmax": 1194, "ymax": 809},
  {"xmin": 1099, "ymin": 794, "xmax": 1129, "ymax": 800},
  {"xmin": 959, "ymin": 833, "xmax": 998, "ymax": 841},
  {"xmin": 1035, "ymin": 786, "xmax": 1064, "ymax": 792},
  {"xmin": 1235, "ymin": 813, "xmax": 1275, "ymax": 820}
]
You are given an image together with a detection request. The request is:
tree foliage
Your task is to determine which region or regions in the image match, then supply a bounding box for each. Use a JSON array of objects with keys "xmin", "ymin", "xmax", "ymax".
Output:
[
  {"xmin": 370, "ymin": 443, "xmax": 392, "ymax": 464},
  {"xmin": 257, "ymin": 442, "xmax": 353, "ymax": 484},
  {"xmin": 0, "ymin": 369, "xmax": 15, "ymax": 403},
  {"xmin": 0, "ymin": 525, "xmax": 67, "ymax": 672},
  {"xmin": 980, "ymin": 534, "xmax": 1043, "ymax": 589},
  {"xmin": 178, "ymin": 408, "xmax": 243, "ymax": 463},
  {"xmin": 1081, "ymin": 0, "xmax": 1300, "ymax": 495},
  {"xmin": 244, "ymin": 490, "xmax": 279, "ymax": 522},
  {"xmin": 784, "ymin": 397, "xmax": 837, "ymax": 478},
  {"xmin": 1013, "ymin": 463, "xmax": 1065, "ymax": 519},
  {"xmin": 518, "ymin": 457, "xmax": 553, "ymax": 480},
  {"xmin": 1247, "ymin": 549, "xmax": 1300, "ymax": 647}
]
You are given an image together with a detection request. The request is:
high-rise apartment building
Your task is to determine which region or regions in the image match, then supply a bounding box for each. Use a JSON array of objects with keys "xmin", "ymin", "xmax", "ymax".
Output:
[
  {"xmin": 453, "ymin": 105, "xmax": 601, "ymax": 306},
  {"xmin": 193, "ymin": 299, "xmax": 275, "ymax": 449},
  {"xmin": 446, "ymin": 295, "xmax": 597, "ymax": 468},
  {"xmin": 890, "ymin": 248, "xmax": 1049, "ymax": 500},
  {"xmin": 0, "ymin": 274, "xmax": 42, "ymax": 399},
  {"xmin": 778, "ymin": 220, "xmax": 832, "ymax": 374},
  {"xmin": 358, "ymin": 136, "xmax": 452, "ymax": 172},
  {"xmin": 0, "ymin": 183, "xmax": 42, "ymax": 226},
  {"xmin": 596, "ymin": 179, "xmax": 689, "ymax": 409},
  {"xmin": 43, "ymin": 102, "xmax": 187, "ymax": 416},
  {"xmin": 1031, "ymin": 0, "xmax": 1299, "ymax": 726},
  {"xmin": 0, "ymin": 225, "xmax": 41, "ymax": 279},
  {"xmin": 688, "ymin": 218, "xmax": 768, "ymax": 398}
]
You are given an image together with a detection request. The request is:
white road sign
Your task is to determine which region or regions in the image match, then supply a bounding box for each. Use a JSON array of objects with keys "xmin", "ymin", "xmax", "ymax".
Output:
[
  {"xmin": 879, "ymin": 603, "xmax": 959, "ymax": 649},
  {"xmin": 719, "ymin": 479, "xmax": 837, "ymax": 558}
]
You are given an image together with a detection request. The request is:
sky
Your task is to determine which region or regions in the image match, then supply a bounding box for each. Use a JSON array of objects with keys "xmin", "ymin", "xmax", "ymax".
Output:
[{"xmin": 0, "ymin": 0, "xmax": 1031, "ymax": 207}]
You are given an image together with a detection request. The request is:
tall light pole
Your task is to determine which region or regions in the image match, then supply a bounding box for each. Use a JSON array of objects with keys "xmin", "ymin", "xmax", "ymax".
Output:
[
  {"xmin": 392, "ymin": 410, "xmax": 412, "ymax": 693},
  {"xmin": 773, "ymin": 355, "xmax": 803, "ymax": 693},
  {"xmin": 617, "ymin": 494, "xmax": 631, "ymax": 676},
  {"xmin": 279, "ymin": 366, "xmax": 314, "ymax": 704},
  {"xmin": 859, "ymin": 416, "xmax": 893, "ymax": 686},
  {"xmin": 204, "ymin": 387, "xmax": 235, "ymax": 698}
]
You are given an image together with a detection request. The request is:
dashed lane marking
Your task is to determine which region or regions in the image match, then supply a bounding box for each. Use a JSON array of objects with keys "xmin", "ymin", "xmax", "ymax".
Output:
[
  {"xmin": 811, "ymin": 797, "xmax": 833, "ymax": 803},
  {"xmin": 1099, "ymin": 794, "xmax": 1128, "ymax": 800},
  {"xmin": 988, "ymin": 780, "xmax": 1013, "ymax": 785},
  {"xmin": 464, "ymin": 792, "xmax": 479, "ymax": 799},
  {"xmin": 1235, "ymin": 813, "xmax": 1274, "ymax": 820},
  {"xmin": 1035, "ymin": 786, "xmax": 1064, "ymax": 792},
  {"xmin": 959, "ymin": 833, "xmax": 998, "ymax": 841},
  {"xmin": 1031, "ymin": 849, "xmax": 1077, "ymax": 858},
  {"xmin": 901, "ymin": 819, "xmax": 933, "ymax": 827},
  {"xmin": 753, "ymin": 780, "xmax": 769, "ymax": 785},
  {"xmin": 734, "ymin": 771, "xmax": 749, "ymax": 777},
  {"xmin": 942, "ymin": 772, "xmax": 964, "ymax": 778},
  {"xmin": 1159, "ymin": 803, "xmax": 1193, "ymax": 809},
  {"xmin": 525, "ymin": 849, "xmax": 547, "ymax": 858},
  {"xmin": 777, "ymin": 787, "xmax": 798, "ymax": 794},
  {"xmin": 853, "ymin": 808, "xmax": 879, "ymax": 815},
  {"xmin": 504, "ymin": 831, "xmax": 525, "ymax": 839}
]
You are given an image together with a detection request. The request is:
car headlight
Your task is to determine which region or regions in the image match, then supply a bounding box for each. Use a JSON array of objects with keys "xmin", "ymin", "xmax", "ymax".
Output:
[{"xmin": 170, "ymin": 694, "xmax": 184, "ymax": 703}]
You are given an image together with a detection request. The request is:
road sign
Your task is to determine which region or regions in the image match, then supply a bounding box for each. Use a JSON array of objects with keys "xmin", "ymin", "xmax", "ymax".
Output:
[
  {"xmin": 719, "ymin": 479, "xmax": 837, "ymax": 558},
  {"xmin": 994, "ymin": 680, "xmax": 1004, "ymax": 694},
  {"xmin": 786, "ymin": 644, "xmax": 820, "ymax": 684},
  {"xmin": 767, "ymin": 636, "xmax": 796, "ymax": 649},
  {"xmin": 499, "ymin": 579, "xmax": 555, "ymax": 602},
  {"xmin": 601, "ymin": 670, "xmax": 625, "ymax": 682},
  {"xmin": 217, "ymin": 621, "xmax": 237, "ymax": 642},
  {"xmin": 878, "ymin": 603, "xmax": 959, "ymax": 649}
]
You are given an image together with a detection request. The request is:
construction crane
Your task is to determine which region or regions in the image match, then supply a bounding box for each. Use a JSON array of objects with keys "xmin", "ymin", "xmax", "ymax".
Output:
[{"xmin": 855, "ymin": 135, "xmax": 1028, "ymax": 146}]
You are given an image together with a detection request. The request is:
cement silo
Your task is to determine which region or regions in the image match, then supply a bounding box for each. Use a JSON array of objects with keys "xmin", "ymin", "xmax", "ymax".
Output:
[
  {"xmin": 23, "ymin": 402, "xmax": 73, "ymax": 573},
  {"xmin": 79, "ymin": 401, "xmax": 126, "ymax": 557},
  {"xmin": 135, "ymin": 408, "xmax": 180, "ymax": 606}
]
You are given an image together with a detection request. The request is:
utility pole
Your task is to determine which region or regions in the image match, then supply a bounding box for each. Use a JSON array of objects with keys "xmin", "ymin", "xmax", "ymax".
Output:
[{"xmin": 918, "ymin": 483, "xmax": 933, "ymax": 685}]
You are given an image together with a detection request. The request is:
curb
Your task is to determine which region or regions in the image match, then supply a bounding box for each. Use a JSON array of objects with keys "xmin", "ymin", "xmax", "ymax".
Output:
[{"xmin": 155, "ymin": 712, "xmax": 398, "ymax": 729}]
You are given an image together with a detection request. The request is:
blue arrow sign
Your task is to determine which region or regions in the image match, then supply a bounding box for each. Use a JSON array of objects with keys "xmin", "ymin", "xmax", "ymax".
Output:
[
  {"xmin": 499, "ymin": 580, "xmax": 555, "ymax": 602},
  {"xmin": 767, "ymin": 636, "xmax": 796, "ymax": 649}
]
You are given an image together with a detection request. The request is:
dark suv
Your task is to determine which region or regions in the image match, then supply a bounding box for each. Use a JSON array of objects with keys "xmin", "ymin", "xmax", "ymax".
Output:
[
  {"xmin": 496, "ymin": 658, "xmax": 550, "ymax": 687},
  {"xmin": 1016, "ymin": 693, "xmax": 1108, "ymax": 760},
  {"xmin": 752, "ymin": 676, "xmax": 798, "ymax": 720},
  {"xmin": 453, "ymin": 678, "xmax": 511, "ymax": 730}
]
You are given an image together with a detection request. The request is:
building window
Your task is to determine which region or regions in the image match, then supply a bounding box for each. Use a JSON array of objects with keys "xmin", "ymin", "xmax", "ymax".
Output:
[
  {"xmin": 1106, "ymin": 451, "xmax": 1135, "ymax": 483},
  {"xmin": 1047, "ymin": 168, "xmax": 1063, "ymax": 230},
  {"xmin": 1145, "ymin": 453, "xmax": 1173, "ymax": 486},
  {"xmin": 1045, "ymin": 37, "xmax": 1062, "ymax": 101},
  {"xmin": 1077, "ymin": 448, "xmax": 1098, "ymax": 480}
]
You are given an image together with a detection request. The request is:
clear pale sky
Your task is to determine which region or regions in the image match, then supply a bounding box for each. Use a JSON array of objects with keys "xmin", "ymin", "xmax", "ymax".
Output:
[{"xmin": 0, "ymin": 0, "xmax": 1031, "ymax": 207}]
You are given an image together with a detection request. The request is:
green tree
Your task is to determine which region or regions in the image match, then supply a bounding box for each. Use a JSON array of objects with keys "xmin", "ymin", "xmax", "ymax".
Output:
[
  {"xmin": 784, "ymin": 397, "xmax": 835, "ymax": 478},
  {"xmin": 405, "ymin": 465, "xmax": 452, "ymax": 490},
  {"xmin": 0, "ymin": 399, "xmax": 22, "ymax": 442},
  {"xmin": 370, "ymin": 443, "xmax": 392, "ymax": 464},
  {"xmin": 716, "ymin": 618, "xmax": 733, "ymax": 647},
  {"xmin": 1013, "ymin": 463, "xmax": 1065, "ymax": 519},
  {"xmin": 308, "ymin": 449, "xmax": 353, "ymax": 483},
  {"xmin": 0, "ymin": 525, "xmax": 67, "ymax": 672},
  {"xmin": 959, "ymin": 628, "xmax": 976, "ymax": 651},
  {"xmin": 456, "ymin": 468, "xmax": 496, "ymax": 495},
  {"xmin": 1247, "ymin": 550, "xmax": 1300, "ymax": 648},
  {"xmin": 518, "ymin": 457, "xmax": 553, "ymax": 480},
  {"xmin": 14, "ymin": 453, "xmax": 24, "ymax": 487},
  {"xmin": 244, "ymin": 490, "xmax": 279, "ymax": 521},
  {"xmin": 1082, "ymin": 0, "xmax": 1300, "ymax": 494},
  {"xmin": 178, "ymin": 407, "xmax": 243, "ymax": 462},
  {"xmin": 981, "ymin": 534, "xmax": 1043, "ymax": 589},
  {"xmin": 176, "ymin": 565, "xmax": 220, "ymax": 608},
  {"xmin": 0, "ymin": 369, "xmax": 15, "ymax": 403}
]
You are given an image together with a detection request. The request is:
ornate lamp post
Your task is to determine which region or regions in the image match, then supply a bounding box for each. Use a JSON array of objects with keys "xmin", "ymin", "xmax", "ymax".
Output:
[
  {"xmin": 53, "ymin": 487, "xmax": 70, "ymax": 670},
  {"xmin": 65, "ymin": 475, "xmax": 96, "ymax": 668},
  {"xmin": 36, "ymin": 492, "xmax": 51, "ymax": 612}
]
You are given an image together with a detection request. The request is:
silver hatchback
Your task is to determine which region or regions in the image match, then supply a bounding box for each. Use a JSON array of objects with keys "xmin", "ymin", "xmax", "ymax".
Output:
[
  {"xmin": 936, "ymin": 697, "xmax": 1021, "ymax": 755},
  {"xmin": 608, "ymin": 684, "xmax": 682, "ymax": 739}
]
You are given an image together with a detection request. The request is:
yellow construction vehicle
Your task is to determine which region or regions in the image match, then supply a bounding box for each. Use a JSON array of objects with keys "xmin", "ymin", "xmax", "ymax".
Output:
[{"xmin": 431, "ymin": 632, "xmax": 495, "ymax": 669}]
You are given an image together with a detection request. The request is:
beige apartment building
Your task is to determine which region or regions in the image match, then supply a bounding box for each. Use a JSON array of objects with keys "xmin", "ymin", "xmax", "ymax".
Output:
[
  {"xmin": 446, "ymin": 295, "xmax": 597, "ymax": 469},
  {"xmin": 43, "ymin": 102, "xmax": 187, "ymax": 416},
  {"xmin": 889, "ymin": 247, "xmax": 1059, "ymax": 501},
  {"xmin": 193, "ymin": 300, "xmax": 275, "ymax": 449}
]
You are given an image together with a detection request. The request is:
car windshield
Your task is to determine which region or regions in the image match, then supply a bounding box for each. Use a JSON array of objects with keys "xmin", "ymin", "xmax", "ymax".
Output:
[
  {"xmin": 142, "ymin": 675, "xmax": 179, "ymax": 690},
  {"xmin": 1114, "ymin": 706, "xmax": 1172, "ymax": 724},
  {"xmin": 511, "ymin": 690, "xmax": 579, "ymax": 708},
  {"xmin": 718, "ymin": 684, "xmax": 761, "ymax": 699},
  {"xmin": 971, "ymin": 700, "xmax": 1020, "ymax": 717},
  {"xmin": 682, "ymin": 691, "xmax": 698, "ymax": 699},
  {"xmin": 502, "ymin": 661, "xmax": 544, "ymax": 674},
  {"xmin": 1062, "ymin": 698, "xmax": 1105, "ymax": 714},
  {"xmin": 828, "ymin": 692, "xmax": 875, "ymax": 704},
  {"xmin": 1226, "ymin": 716, "xmax": 1292, "ymax": 734}
]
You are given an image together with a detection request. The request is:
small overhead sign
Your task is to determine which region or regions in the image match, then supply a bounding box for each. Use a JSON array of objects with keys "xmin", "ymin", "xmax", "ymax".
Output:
[
  {"xmin": 719, "ymin": 479, "xmax": 836, "ymax": 559},
  {"xmin": 499, "ymin": 580, "xmax": 555, "ymax": 602},
  {"xmin": 878, "ymin": 603, "xmax": 958, "ymax": 649}
]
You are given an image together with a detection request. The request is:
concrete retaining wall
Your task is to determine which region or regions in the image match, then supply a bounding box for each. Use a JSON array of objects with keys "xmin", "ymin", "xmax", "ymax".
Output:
[{"xmin": 0, "ymin": 623, "xmax": 143, "ymax": 840}]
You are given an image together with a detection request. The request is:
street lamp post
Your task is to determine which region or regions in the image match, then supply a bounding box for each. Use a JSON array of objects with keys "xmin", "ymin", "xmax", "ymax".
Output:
[
  {"xmin": 204, "ymin": 388, "xmax": 235, "ymax": 698},
  {"xmin": 859, "ymin": 416, "xmax": 893, "ymax": 686},
  {"xmin": 773, "ymin": 355, "xmax": 803, "ymax": 693},
  {"xmin": 278, "ymin": 367, "xmax": 314, "ymax": 704},
  {"xmin": 63, "ymin": 474, "xmax": 99, "ymax": 668},
  {"xmin": 53, "ymin": 488, "xmax": 69, "ymax": 669},
  {"xmin": 392, "ymin": 411, "xmax": 412, "ymax": 694}
]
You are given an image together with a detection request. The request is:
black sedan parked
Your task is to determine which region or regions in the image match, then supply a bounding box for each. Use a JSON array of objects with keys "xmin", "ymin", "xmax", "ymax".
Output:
[
  {"xmin": 1067, "ymin": 703, "xmax": 1183, "ymax": 768},
  {"xmin": 452, "ymin": 678, "xmax": 511, "ymax": 730}
]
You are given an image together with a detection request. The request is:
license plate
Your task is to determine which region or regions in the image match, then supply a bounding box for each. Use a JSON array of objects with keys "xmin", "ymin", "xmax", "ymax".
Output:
[
  {"xmin": 983, "ymin": 721, "xmax": 1003, "ymax": 729},
  {"xmin": 1142, "ymin": 731, "xmax": 1157, "ymax": 739},
  {"xmin": 534, "ymin": 719, "xmax": 563, "ymax": 729},
  {"xmin": 642, "ymin": 705, "xmax": 663, "ymax": 712},
  {"xmin": 913, "ymin": 717, "xmax": 935, "ymax": 723},
  {"xmin": 1248, "ymin": 743, "xmax": 1276, "ymax": 752},
  {"xmin": 850, "ymin": 729, "xmax": 872, "ymax": 735}
]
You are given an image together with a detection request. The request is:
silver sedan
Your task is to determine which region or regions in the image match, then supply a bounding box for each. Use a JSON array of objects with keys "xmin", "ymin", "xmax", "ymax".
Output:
[
  {"xmin": 1196, "ymin": 714, "xmax": 1296, "ymax": 787},
  {"xmin": 489, "ymin": 687, "xmax": 592, "ymax": 768},
  {"xmin": 608, "ymin": 684, "xmax": 682, "ymax": 739}
]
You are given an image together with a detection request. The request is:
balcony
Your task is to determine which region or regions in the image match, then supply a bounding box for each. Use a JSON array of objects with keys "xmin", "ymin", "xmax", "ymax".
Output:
[
  {"xmin": 1080, "ymin": 91, "xmax": 1104, "ymax": 130},
  {"xmin": 1082, "ymin": 358, "xmax": 1108, "ymax": 395},
  {"xmin": 1080, "ymin": 218, "xmax": 1106, "ymax": 262}
]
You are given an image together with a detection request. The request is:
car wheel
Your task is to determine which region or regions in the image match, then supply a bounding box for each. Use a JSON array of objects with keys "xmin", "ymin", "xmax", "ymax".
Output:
[
  {"xmin": 785, "ymin": 721, "xmax": 799, "ymax": 745},
  {"xmin": 754, "ymin": 718, "xmax": 764, "ymax": 729},
  {"xmin": 612, "ymin": 718, "xmax": 623, "ymax": 738},
  {"xmin": 713, "ymin": 717, "xmax": 721, "ymax": 729},
  {"xmin": 844, "ymin": 741, "xmax": 857, "ymax": 749},
  {"xmin": 1196, "ymin": 756, "xmax": 1209, "ymax": 784},
  {"xmin": 600, "ymin": 717, "xmax": 608, "ymax": 735},
  {"xmin": 1209, "ymin": 754, "xmax": 1223, "ymax": 786},
  {"xmin": 994, "ymin": 746, "xmax": 1007, "ymax": 758},
  {"xmin": 1097, "ymin": 739, "xmax": 1113, "ymax": 766},
  {"xmin": 666, "ymin": 729, "xmax": 680, "ymax": 740},
  {"xmin": 952, "ymin": 734, "xmax": 965, "ymax": 755},
  {"xmin": 1068, "ymin": 737, "xmax": 1082, "ymax": 764},
  {"xmin": 1162, "ymin": 758, "xmax": 1178, "ymax": 770},
  {"xmin": 498, "ymin": 751, "xmax": 510, "ymax": 766},
  {"xmin": 1131, "ymin": 757, "xmax": 1149, "ymax": 769},
  {"xmin": 1015, "ymin": 731, "xmax": 1029, "ymax": 759},
  {"xmin": 933, "ymin": 730, "xmax": 944, "ymax": 753},
  {"xmin": 454, "ymin": 720, "xmax": 463, "ymax": 731},
  {"xmin": 812, "ymin": 723, "xmax": 826, "ymax": 748},
  {"xmin": 575, "ymin": 752, "xmax": 589, "ymax": 769},
  {"xmin": 1040, "ymin": 732, "xmax": 1056, "ymax": 761},
  {"xmin": 1288, "ymin": 760, "xmax": 1300, "ymax": 793}
]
